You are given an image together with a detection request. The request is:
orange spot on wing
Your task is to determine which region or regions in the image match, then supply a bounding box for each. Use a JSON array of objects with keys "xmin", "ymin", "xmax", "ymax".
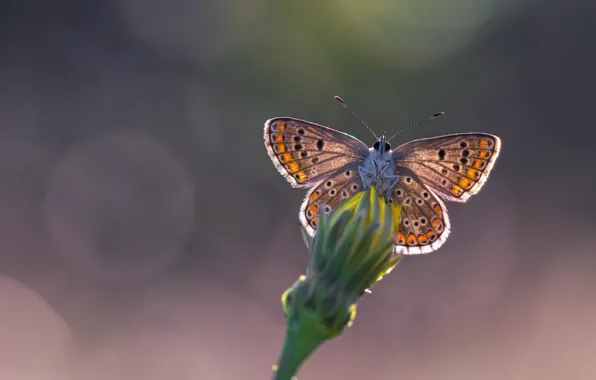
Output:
[
  {"xmin": 295, "ymin": 171, "xmax": 306, "ymax": 182},
  {"xmin": 479, "ymin": 138, "xmax": 489, "ymax": 148},
  {"xmin": 271, "ymin": 133, "xmax": 284, "ymax": 142},
  {"xmin": 433, "ymin": 204, "xmax": 442, "ymax": 215},
  {"xmin": 432, "ymin": 218, "xmax": 441, "ymax": 229},
  {"xmin": 276, "ymin": 144, "xmax": 286, "ymax": 153},
  {"xmin": 279, "ymin": 153, "xmax": 292, "ymax": 163},
  {"xmin": 286, "ymin": 162, "xmax": 300, "ymax": 173},
  {"xmin": 407, "ymin": 233, "xmax": 417, "ymax": 245},
  {"xmin": 309, "ymin": 191, "xmax": 320, "ymax": 202},
  {"xmin": 473, "ymin": 159, "xmax": 484, "ymax": 169},
  {"xmin": 308, "ymin": 204, "xmax": 318, "ymax": 216},
  {"xmin": 467, "ymin": 168, "xmax": 480, "ymax": 179},
  {"xmin": 397, "ymin": 232, "xmax": 406, "ymax": 244},
  {"xmin": 427, "ymin": 230, "xmax": 436, "ymax": 240},
  {"xmin": 478, "ymin": 151, "xmax": 490, "ymax": 159},
  {"xmin": 458, "ymin": 177, "xmax": 471, "ymax": 189},
  {"xmin": 277, "ymin": 121, "xmax": 286, "ymax": 132},
  {"xmin": 451, "ymin": 184, "xmax": 463, "ymax": 195},
  {"xmin": 417, "ymin": 235, "xmax": 429, "ymax": 245}
]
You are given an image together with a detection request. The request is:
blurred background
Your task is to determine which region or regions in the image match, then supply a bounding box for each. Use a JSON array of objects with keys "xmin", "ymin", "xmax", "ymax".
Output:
[{"xmin": 1, "ymin": 0, "xmax": 595, "ymax": 379}]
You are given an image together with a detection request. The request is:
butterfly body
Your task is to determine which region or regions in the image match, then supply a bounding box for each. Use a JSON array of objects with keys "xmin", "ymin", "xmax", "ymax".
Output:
[
  {"xmin": 264, "ymin": 116, "xmax": 501, "ymax": 255},
  {"xmin": 359, "ymin": 137, "xmax": 400, "ymax": 199}
]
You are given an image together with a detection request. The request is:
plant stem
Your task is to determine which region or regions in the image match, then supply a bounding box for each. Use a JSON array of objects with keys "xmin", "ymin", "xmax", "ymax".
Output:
[{"xmin": 272, "ymin": 313, "xmax": 327, "ymax": 380}]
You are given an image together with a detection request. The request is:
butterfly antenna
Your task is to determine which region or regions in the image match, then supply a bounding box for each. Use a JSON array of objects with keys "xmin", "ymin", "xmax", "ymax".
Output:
[
  {"xmin": 387, "ymin": 112, "xmax": 444, "ymax": 143},
  {"xmin": 334, "ymin": 96, "xmax": 378, "ymax": 139}
]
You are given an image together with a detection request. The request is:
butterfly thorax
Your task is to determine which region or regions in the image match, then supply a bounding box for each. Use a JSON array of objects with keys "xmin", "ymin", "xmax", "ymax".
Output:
[{"xmin": 358, "ymin": 149, "xmax": 399, "ymax": 199}]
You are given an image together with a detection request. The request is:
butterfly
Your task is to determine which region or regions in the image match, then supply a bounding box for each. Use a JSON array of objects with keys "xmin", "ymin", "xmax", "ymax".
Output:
[{"xmin": 263, "ymin": 106, "xmax": 501, "ymax": 255}]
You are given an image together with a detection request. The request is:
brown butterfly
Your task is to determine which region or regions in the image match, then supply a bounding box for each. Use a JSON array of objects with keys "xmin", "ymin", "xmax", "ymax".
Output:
[{"xmin": 264, "ymin": 102, "xmax": 501, "ymax": 254}]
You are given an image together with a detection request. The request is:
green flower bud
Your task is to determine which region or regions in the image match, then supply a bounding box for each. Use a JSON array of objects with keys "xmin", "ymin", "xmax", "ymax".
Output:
[{"xmin": 273, "ymin": 187, "xmax": 403, "ymax": 380}]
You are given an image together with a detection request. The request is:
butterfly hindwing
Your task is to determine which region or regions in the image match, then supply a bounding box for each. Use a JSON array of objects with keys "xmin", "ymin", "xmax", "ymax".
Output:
[
  {"xmin": 264, "ymin": 118, "xmax": 369, "ymax": 188},
  {"xmin": 387, "ymin": 169, "xmax": 451, "ymax": 255},
  {"xmin": 299, "ymin": 163, "xmax": 365, "ymax": 236},
  {"xmin": 392, "ymin": 133, "xmax": 501, "ymax": 202}
]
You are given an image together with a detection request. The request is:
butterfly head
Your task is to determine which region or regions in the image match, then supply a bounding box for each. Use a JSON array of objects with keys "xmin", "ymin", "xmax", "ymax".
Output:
[{"xmin": 372, "ymin": 135, "xmax": 391, "ymax": 154}]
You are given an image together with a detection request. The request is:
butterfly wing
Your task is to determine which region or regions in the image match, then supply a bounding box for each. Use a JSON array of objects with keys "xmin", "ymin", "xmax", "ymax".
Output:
[
  {"xmin": 387, "ymin": 168, "xmax": 451, "ymax": 255},
  {"xmin": 299, "ymin": 162, "xmax": 369, "ymax": 237},
  {"xmin": 264, "ymin": 118, "xmax": 369, "ymax": 188},
  {"xmin": 391, "ymin": 133, "xmax": 501, "ymax": 202}
]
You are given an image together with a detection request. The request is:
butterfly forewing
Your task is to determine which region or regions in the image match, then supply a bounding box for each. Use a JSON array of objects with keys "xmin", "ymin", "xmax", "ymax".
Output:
[
  {"xmin": 387, "ymin": 169, "xmax": 451, "ymax": 255},
  {"xmin": 392, "ymin": 133, "xmax": 501, "ymax": 202},
  {"xmin": 264, "ymin": 118, "xmax": 369, "ymax": 188}
]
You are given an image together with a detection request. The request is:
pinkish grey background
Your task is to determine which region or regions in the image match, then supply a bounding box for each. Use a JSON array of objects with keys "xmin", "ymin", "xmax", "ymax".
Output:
[{"xmin": 0, "ymin": 1, "xmax": 595, "ymax": 379}]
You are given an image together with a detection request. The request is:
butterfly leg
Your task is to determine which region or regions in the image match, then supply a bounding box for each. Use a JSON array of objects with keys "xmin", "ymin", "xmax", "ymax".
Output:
[
  {"xmin": 384, "ymin": 175, "xmax": 400, "ymax": 200},
  {"xmin": 358, "ymin": 165, "xmax": 376, "ymax": 190},
  {"xmin": 379, "ymin": 162, "xmax": 391, "ymax": 176}
]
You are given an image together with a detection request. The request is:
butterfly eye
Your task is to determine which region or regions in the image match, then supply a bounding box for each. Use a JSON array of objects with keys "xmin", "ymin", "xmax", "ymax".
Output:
[{"xmin": 372, "ymin": 141, "xmax": 391, "ymax": 151}]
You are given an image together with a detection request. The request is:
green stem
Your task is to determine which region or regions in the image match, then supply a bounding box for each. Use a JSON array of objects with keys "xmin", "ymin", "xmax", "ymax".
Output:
[{"xmin": 273, "ymin": 313, "xmax": 328, "ymax": 380}]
